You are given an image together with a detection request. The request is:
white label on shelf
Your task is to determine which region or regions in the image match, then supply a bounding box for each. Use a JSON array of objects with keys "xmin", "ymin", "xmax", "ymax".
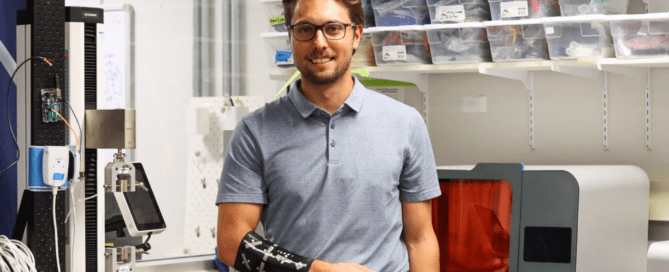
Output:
[
  {"xmin": 374, "ymin": 87, "xmax": 406, "ymax": 103},
  {"xmin": 545, "ymin": 26, "xmax": 555, "ymax": 35},
  {"xmin": 436, "ymin": 5, "xmax": 466, "ymax": 23},
  {"xmin": 500, "ymin": 1, "xmax": 529, "ymax": 18},
  {"xmin": 382, "ymin": 45, "xmax": 407, "ymax": 61},
  {"xmin": 119, "ymin": 266, "xmax": 130, "ymax": 272}
]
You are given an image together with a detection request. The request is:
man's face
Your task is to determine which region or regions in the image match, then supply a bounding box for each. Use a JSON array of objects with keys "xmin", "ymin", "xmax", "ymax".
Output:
[{"xmin": 289, "ymin": 0, "xmax": 363, "ymax": 85}]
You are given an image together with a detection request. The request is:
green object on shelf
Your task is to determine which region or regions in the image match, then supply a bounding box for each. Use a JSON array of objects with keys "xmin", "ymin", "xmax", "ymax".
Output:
[{"xmin": 359, "ymin": 78, "xmax": 416, "ymax": 88}]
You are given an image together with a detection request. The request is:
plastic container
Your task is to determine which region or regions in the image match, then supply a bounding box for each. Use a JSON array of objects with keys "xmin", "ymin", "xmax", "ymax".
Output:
[
  {"xmin": 424, "ymin": 22, "xmax": 492, "ymax": 63},
  {"xmin": 260, "ymin": 32, "xmax": 294, "ymax": 68},
  {"xmin": 483, "ymin": 19, "xmax": 550, "ymax": 62},
  {"xmin": 371, "ymin": 0, "xmax": 431, "ymax": 26},
  {"xmin": 366, "ymin": 25, "xmax": 432, "ymax": 65},
  {"xmin": 558, "ymin": 0, "xmax": 629, "ymax": 16},
  {"xmin": 261, "ymin": 0, "xmax": 288, "ymax": 32},
  {"xmin": 488, "ymin": 0, "xmax": 560, "ymax": 20},
  {"xmin": 542, "ymin": 15, "xmax": 613, "ymax": 59},
  {"xmin": 426, "ymin": 0, "xmax": 491, "ymax": 24},
  {"xmin": 362, "ymin": 0, "xmax": 377, "ymax": 28},
  {"xmin": 608, "ymin": 13, "xmax": 669, "ymax": 58},
  {"xmin": 352, "ymin": 34, "xmax": 377, "ymax": 67}
]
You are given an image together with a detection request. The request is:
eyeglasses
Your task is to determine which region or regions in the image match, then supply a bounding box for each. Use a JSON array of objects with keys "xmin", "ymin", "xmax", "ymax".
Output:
[{"xmin": 288, "ymin": 22, "xmax": 356, "ymax": 41}]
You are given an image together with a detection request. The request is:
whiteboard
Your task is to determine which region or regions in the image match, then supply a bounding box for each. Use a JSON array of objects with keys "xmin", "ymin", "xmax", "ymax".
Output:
[
  {"xmin": 103, "ymin": 4, "xmax": 135, "ymax": 164},
  {"xmin": 103, "ymin": 4, "xmax": 134, "ymax": 110}
]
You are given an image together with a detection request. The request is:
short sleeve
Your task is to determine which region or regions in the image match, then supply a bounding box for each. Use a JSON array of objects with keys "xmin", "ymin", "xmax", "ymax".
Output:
[
  {"xmin": 216, "ymin": 118, "xmax": 268, "ymax": 205},
  {"xmin": 399, "ymin": 111, "xmax": 441, "ymax": 202}
]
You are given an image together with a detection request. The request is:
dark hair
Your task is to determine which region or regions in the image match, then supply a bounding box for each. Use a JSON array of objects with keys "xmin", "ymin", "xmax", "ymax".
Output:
[{"xmin": 283, "ymin": 0, "xmax": 364, "ymax": 27}]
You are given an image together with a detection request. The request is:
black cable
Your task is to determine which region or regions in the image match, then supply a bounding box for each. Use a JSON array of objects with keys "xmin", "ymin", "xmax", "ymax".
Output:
[
  {"xmin": 136, "ymin": 232, "xmax": 152, "ymax": 251},
  {"xmin": 1, "ymin": 57, "xmax": 57, "ymax": 176}
]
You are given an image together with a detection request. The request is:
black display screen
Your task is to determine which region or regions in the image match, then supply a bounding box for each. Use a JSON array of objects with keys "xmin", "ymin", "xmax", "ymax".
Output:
[
  {"xmin": 124, "ymin": 163, "xmax": 166, "ymax": 231},
  {"xmin": 523, "ymin": 227, "xmax": 572, "ymax": 263}
]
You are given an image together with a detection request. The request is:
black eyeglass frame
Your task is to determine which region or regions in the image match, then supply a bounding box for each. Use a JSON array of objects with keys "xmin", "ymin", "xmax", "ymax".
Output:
[{"xmin": 288, "ymin": 22, "xmax": 357, "ymax": 41}]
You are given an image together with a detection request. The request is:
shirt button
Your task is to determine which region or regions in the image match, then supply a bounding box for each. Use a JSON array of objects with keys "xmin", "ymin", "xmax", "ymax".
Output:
[
  {"xmin": 330, "ymin": 123, "xmax": 335, "ymax": 129},
  {"xmin": 331, "ymin": 140, "xmax": 336, "ymax": 147}
]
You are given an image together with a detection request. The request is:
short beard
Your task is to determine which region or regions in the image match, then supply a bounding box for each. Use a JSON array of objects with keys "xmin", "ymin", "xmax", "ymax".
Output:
[{"xmin": 298, "ymin": 56, "xmax": 352, "ymax": 86}]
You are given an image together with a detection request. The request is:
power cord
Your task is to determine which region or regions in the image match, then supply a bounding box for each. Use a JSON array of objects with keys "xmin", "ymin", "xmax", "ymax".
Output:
[
  {"xmin": 52, "ymin": 188, "xmax": 62, "ymax": 272},
  {"xmin": 0, "ymin": 235, "xmax": 37, "ymax": 272},
  {"xmin": 1, "ymin": 56, "xmax": 58, "ymax": 176}
]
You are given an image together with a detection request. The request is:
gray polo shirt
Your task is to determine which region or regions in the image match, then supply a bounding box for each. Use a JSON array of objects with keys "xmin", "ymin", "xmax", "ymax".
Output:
[{"xmin": 216, "ymin": 77, "xmax": 440, "ymax": 271}]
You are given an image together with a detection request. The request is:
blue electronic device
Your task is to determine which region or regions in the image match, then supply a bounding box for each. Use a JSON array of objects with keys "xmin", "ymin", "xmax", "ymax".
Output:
[{"xmin": 28, "ymin": 146, "xmax": 70, "ymax": 191}]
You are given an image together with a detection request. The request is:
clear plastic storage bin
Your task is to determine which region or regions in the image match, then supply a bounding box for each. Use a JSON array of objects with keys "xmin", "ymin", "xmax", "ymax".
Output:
[
  {"xmin": 352, "ymin": 34, "xmax": 377, "ymax": 67},
  {"xmin": 261, "ymin": 0, "xmax": 288, "ymax": 32},
  {"xmin": 488, "ymin": 0, "xmax": 560, "ymax": 20},
  {"xmin": 483, "ymin": 19, "xmax": 549, "ymax": 61},
  {"xmin": 371, "ymin": 0, "xmax": 431, "ymax": 26},
  {"xmin": 362, "ymin": 0, "xmax": 377, "ymax": 28},
  {"xmin": 424, "ymin": 22, "xmax": 491, "ymax": 63},
  {"xmin": 558, "ymin": 0, "xmax": 629, "ymax": 16},
  {"xmin": 426, "ymin": 0, "xmax": 491, "ymax": 24},
  {"xmin": 542, "ymin": 15, "xmax": 613, "ymax": 59},
  {"xmin": 366, "ymin": 26, "xmax": 432, "ymax": 65},
  {"xmin": 608, "ymin": 13, "xmax": 669, "ymax": 58},
  {"xmin": 260, "ymin": 32, "xmax": 294, "ymax": 68}
]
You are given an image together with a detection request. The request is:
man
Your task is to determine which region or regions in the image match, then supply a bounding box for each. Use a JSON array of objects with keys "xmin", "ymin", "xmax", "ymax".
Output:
[{"xmin": 216, "ymin": 0, "xmax": 441, "ymax": 271}]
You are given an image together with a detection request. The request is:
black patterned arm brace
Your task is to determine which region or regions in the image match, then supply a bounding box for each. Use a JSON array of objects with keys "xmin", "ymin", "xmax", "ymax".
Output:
[{"xmin": 234, "ymin": 231, "xmax": 314, "ymax": 272}]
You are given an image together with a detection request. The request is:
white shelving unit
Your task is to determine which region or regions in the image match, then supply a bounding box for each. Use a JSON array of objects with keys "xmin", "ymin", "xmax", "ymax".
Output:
[{"xmin": 271, "ymin": 58, "xmax": 669, "ymax": 149}]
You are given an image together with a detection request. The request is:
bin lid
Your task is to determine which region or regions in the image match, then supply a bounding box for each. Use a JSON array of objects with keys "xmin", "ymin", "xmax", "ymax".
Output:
[
  {"xmin": 541, "ymin": 14, "xmax": 608, "ymax": 24},
  {"xmin": 260, "ymin": 32, "xmax": 290, "ymax": 38},
  {"xmin": 365, "ymin": 25, "xmax": 424, "ymax": 33},
  {"xmin": 606, "ymin": 13, "xmax": 669, "ymax": 22},
  {"xmin": 482, "ymin": 19, "xmax": 541, "ymax": 27},
  {"xmin": 423, "ymin": 22, "xmax": 484, "ymax": 30}
]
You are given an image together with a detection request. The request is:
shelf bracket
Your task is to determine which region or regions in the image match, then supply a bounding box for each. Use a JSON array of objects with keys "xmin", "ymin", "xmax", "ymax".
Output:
[
  {"xmin": 603, "ymin": 72, "xmax": 609, "ymax": 149},
  {"xmin": 599, "ymin": 65, "xmax": 652, "ymax": 149},
  {"xmin": 479, "ymin": 66, "xmax": 536, "ymax": 148},
  {"xmin": 551, "ymin": 63, "xmax": 606, "ymax": 89},
  {"xmin": 550, "ymin": 64, "xmax": 608, "ymax": 149}
]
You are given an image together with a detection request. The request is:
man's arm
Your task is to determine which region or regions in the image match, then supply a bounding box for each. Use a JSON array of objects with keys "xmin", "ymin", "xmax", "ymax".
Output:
[
  {"xmin": 216, "ymin": 203, "xmax": 372, "ymax": 272},
  {"xmin": 402, "ymin": 200, "xmax": 439, "ymax": 272}
]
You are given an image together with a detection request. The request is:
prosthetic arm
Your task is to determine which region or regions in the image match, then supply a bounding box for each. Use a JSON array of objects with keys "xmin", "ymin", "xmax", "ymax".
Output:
[{"xmin": 234, "ymin": 231, "xmax": 314, "ymax": 272}]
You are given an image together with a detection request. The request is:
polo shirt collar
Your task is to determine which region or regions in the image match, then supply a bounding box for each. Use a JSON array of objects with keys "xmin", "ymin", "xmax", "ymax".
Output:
[{"xmin": 288, "ymin": 76, "xmax": 365, "ymax": 119}]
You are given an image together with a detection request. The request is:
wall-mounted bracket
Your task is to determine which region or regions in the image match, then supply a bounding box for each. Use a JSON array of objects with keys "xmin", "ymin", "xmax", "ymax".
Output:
[
  {"xmin": 599, "ymin": 62, "xmax": 652, "ymax": 149},
  {"xmin": 480, "ymin": 63, "xmax": 550, "ymax": 149},
  {"xmin": 551, "ymin": 63, "xmax": 609, "ymax": 149}
]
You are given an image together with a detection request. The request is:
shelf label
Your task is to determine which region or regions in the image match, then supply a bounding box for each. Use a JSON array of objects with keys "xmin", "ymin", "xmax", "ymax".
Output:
[
  {"xmin": 275, "ymin": 50, "xmax": 294, "ymax": 64},
  {"xmin": 501, "ymin": 1, "xmax": 529, "ymax": 18},
  {"xmin": 382, "ymin": 45, "xmax": 407, "ymax": 61},
  {"xmin": 436, "ymin": 5, "xmax": 466, "ymax": 23},
  {"xmin": 545, "ymin": 26, "xmax": 555, "ymax": 35},
  {"xmin": 270, "ymin": 15, "xmax": 285, "ymax": 26}
]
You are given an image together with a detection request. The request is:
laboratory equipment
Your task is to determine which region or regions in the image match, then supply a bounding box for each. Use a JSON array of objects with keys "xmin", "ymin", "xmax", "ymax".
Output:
[
  {"xmin": 542, "ymin": 15, "xmax": 614, "ymax": 59},
  {"xmin": 558, "ymin": 0, "xmax": 629, "ymax": 16},
  {"xmin": 483, "ymin": 19, "xmax": 550, "ymax": 61},
  {"xmin": 366, "ymin": 25, "xmax": 432, "ymax": 65},
  {"xmin": 435, "ymin": 164, "xmax": 649, "ymax": 271},
  {"xmin": 424, "ymin": 22, "xmax": 492, "ymax": 63},
  {"xmin": 427, "ymin": 0, "xmax": 491, "ymax": 24},
  {"xmin": 113, "ymin": 163, "xmax": 166, "ymax": 237},
  {"xmin": 371, "ymin": 0, "xmax": 431, "ymax": 26},
  {"xmin": 260, "ymin": 32, "xmax": 294, "ymax": 68},
  {"xmin": 608, "ymin": 13, "xmax": 669, "ymax": 58},
  {"xmin": 488, "ymin": 0, "xmax": 561, "ymax": 21}
]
